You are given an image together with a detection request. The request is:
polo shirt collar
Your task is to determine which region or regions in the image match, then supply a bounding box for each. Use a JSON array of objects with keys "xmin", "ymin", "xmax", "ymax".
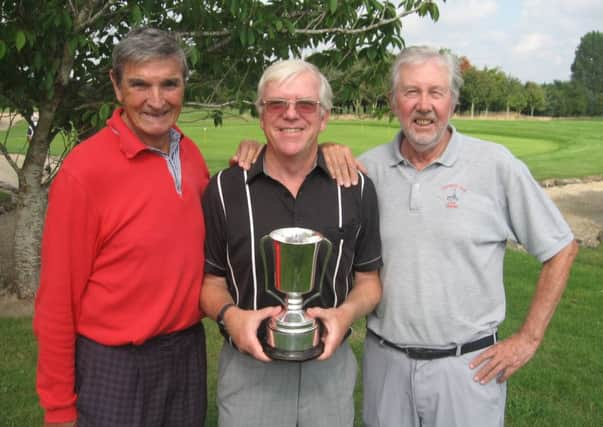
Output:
[
  {"xmin": 387, "ymin": 124, "xmax": 460, "ymax": 168},
  {"xmin": 315, "ymin": 147, "xmax": 332, "ymax": 176},
  {"xmin": 246, "ymin": 145, "xmax": 328, "ymax": 183},
  {"xmin": 247, "ymin": 145, "xmax": 267, "ymax": 182},
  {"xmin": 387, "ymin": 131, "xmax": 406, "ymax": 167},
  {"xmin": 438, "ymin": 124, "xmax": 460, "ymax": 167},
  {"xmin": 107, "ymin": 107, "xmax": 182, "ymax": 159}
]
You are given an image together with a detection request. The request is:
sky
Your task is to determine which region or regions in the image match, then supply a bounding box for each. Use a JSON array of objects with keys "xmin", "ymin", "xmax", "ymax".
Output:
[{"xmin": 401, "ymin": 0, "xmax": 603, "ymax": 84}]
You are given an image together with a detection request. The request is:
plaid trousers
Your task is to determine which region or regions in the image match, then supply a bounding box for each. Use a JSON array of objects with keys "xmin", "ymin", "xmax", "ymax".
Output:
[{"xmin": 75, "ymin": 323, "xmax": 207, "ymax": 427}]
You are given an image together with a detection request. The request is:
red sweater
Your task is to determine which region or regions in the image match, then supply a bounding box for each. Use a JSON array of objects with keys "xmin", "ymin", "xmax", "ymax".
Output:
[{"xmin": 33, "ymin": 109, "xmax": 209, "ymax": 423}]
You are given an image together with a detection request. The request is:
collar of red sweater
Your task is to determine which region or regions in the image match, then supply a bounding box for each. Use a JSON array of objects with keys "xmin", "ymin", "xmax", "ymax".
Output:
[{"xmin": 106, "ymin": 107, "xmax": 183, "ymax": 159}]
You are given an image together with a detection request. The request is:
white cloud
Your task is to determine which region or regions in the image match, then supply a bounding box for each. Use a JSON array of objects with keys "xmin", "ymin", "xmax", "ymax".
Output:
[
  {"xmin": 513, "ymin": 33, "xmax": 554, "ymax": 55},
  {"xmin": 402, "ymin": 0, "xmax": 498, "ymax": 32},
  {"xmin": 438, "ymin": 0, "xmax": 498, "ymax": 24},
  {"xmin": 400, "ymin": 0, "xmax": 602, "ymax": 83}
]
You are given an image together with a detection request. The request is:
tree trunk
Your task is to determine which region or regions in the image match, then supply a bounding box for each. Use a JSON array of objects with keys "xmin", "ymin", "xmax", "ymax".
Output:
[
  {"xmin": 13, "ymin": 181, "xmax": 47, "ymax": 299},
  {"xmin": 471, "ymin": 102, "xmax": 475, "ymax": 119},
  {"xmin": 354, "ymin": 99, "xmax": 361, "ymax": 117},
  {"xmin": 12, "ymin": 116, "xmax": 52, "ymax": 299}
]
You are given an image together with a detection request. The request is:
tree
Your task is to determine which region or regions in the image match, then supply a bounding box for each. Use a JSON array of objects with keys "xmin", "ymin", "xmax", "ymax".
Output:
[
  {"xmin": 480, "ymin": 67, "xmax": 506, "ymax": 116},
  {"xmin": 459, "ymin": 65, "xmax": 481, "ymax": 118},
  {"xmin": 504, "ymin": 76, "xmax": 526, "ymax": 117},
  {"xmin": 564, "ymin": 82, "xmax": 590, "ymax": 116},
  {"xmin": 571, "ymin": 30, "xmax": 603, "ymax": 114},
  {"xmin": 0, "ymin": 0, "xmax": 444, "ymax": 298},
  {"xmin": 524, "ymin": 82, "xmax": 546, "ymax": 117},
  {"xmin": 460, "ymin": 65, "xmax": 506, "ymax": 117},
  {"xmin": 543, "ymin": 80, "xmax": 589, "ymax": 117},
  {"xmin": 323, "ymin": 54, "xmax": 393, "ymax": 117},
  {"xmin": 458, "ymin": 56, "xmax": 472, "ymax": 73}
]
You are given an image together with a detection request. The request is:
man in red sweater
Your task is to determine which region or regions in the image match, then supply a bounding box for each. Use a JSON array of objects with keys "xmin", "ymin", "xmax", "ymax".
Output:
[{"xmin": 34, "ymin": 28, "xmax": 210, "ymax": 427}]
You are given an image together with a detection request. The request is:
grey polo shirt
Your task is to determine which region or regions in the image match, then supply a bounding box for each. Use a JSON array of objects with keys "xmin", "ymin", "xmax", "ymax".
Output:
[{"xmin": 360, "ymin": 126, "xmax": 574, "ymax": 347}]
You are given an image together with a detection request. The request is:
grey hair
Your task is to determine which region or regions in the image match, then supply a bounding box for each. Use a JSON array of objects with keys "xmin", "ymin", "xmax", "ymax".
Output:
[
  {"xmin": 390, "ymin": 46, "xmax": 463, "ymax": 107},
  {"xmin": 112, "ymin": 27, "xmax": 189, "ymax": 85},
  {"xmin": 255, "ymin": 59, "xmax": 333, "ymax": 115}
]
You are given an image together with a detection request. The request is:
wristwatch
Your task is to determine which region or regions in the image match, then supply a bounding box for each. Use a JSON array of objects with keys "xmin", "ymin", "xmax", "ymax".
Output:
[{"xmin": 217, "ymin": 302, "xmax": 236, "ymax": 332}]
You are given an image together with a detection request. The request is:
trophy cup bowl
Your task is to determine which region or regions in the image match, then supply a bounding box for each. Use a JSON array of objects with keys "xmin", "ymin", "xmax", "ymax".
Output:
[{"xmin": 260, "ymin": 227, "xmax": 332, "ymax": 361}]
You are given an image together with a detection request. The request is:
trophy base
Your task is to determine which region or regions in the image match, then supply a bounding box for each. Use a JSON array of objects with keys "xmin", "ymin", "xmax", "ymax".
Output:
[
  {"xmin": 262, "ymin": 341, "xmax": 324, "ymax": 362},
  {"xmin": 259, "ymin": 318, "xmax": 324, "ymax": 362}
]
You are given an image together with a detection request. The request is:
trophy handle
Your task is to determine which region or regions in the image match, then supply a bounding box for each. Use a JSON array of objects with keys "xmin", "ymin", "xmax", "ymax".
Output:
[
  {"xmin": 260, "ymin": 234, "xmax": 286, "ymax": 306},
  {"xmin": 302, "ymin": 237, "xmax": 332, "ymax": 308}
]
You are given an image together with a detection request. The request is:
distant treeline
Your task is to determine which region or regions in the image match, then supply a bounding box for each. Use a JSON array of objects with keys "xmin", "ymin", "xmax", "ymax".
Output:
[{"xmin": 323, "ymin": 31, "xmax": 603, "ymax": 119}]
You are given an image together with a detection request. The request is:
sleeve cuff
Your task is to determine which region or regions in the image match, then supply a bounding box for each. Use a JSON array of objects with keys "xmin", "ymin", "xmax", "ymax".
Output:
[{"xmin": 44, "ymin": 405, "xmax": 77, "ymax": 424}]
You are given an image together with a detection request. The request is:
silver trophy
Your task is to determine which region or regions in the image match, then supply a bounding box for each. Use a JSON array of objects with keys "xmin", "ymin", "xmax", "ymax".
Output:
[{"xmin": 259, "ymin": 227, "xmax": 332, "ymax": 361}]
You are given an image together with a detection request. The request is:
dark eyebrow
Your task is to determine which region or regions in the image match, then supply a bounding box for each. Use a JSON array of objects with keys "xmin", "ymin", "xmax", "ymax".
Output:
[
  {"xmin": 162, "ymin": 78, "xmax": 182, "ymax": 86},
  {"xmin": 126, "ymin": 77, "xmax": 148, "ymax": 86},
  {"xmin": 124, "ymin": 77, "xmax": 183, "ymax": 86}
]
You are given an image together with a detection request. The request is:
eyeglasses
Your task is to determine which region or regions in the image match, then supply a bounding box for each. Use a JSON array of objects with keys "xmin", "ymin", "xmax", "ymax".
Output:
[{"xmin": 261, "ymin": 99, "xmax": 321, "ymax": 115}]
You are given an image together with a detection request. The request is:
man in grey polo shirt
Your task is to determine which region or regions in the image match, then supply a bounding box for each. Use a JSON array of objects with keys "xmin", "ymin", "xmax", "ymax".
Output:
[
  {"xmin": 318, "ymin": 46, "xmax": 578, "ymax": 427},
  {"xmin": 233, "ymin": 46, "xmax": 579, "ymax": 426}
]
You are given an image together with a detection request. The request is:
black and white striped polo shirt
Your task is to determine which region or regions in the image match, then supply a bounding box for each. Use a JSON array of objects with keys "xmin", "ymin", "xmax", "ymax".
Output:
[{"xmin": 203, "ymin": 147, "xmax": 382, "ymax": 311}]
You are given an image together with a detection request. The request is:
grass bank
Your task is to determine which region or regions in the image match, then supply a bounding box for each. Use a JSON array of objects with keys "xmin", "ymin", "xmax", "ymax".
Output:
[{"xmin": 2, "ymin": 243, "xmax": 602, "ymax": 426}]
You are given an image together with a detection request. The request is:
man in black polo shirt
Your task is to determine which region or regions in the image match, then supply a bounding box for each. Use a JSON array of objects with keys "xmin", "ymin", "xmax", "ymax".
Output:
[{"xmin": 200, "ymin": 59, "xmax": 382, "ymax": 427}]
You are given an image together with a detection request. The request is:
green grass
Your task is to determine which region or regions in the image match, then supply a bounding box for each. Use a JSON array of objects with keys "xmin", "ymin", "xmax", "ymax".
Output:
[
  {"xmin": 179, "ymin": 114, "xmax": 603, "ymax": 179},
  {"xmin": 1, "ymin": 117, "xmax": 602, "ymax": 426},
  {"xmin": 0, "ymin": 318, "xmax": 39, "ymax": 427},
  {"xmin": 452, "ymin": 118, "xmax": 603, "ymax": 180},
  {"xmin": 0, "ymin": 191, "xmax": 12, "ymax": 204},
  {"xmin": 499, "ymin": 247, "xmax": 603, "ymax": 427},
  {"xmin": 2, "ymin": 246, "xmax": 602, "ymax": 426},
  {"xmin": 173, "ymin": 115, "xmax": 603, "ymax": 179},
  {"xmin": 3, "ymin": 113, "xmax": 603, "ymax": 180},
  {"xmin": 0, "ymin": 120, "xmax": 30, "ymax": 155}
]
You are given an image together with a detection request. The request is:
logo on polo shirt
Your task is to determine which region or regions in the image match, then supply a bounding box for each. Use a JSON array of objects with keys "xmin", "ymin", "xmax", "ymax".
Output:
[{"xmin": 441, "ymin": 183, "xmax": 466, "ymax": 208}]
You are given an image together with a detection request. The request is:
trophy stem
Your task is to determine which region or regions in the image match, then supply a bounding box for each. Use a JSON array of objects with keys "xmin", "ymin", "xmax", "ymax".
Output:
[{"xmin": 285, "ymin": 293, "xmax": 303, "ymax": 313}]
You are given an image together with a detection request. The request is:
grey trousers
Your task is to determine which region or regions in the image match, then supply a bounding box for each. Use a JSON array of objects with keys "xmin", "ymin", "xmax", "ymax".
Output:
[
  {"xmin": 217, "ymin": 341, "xmax": 357, "ymax": 427},
  {"xmin": 362, "ymin": 332, "xmax": 506, "ymax": 427}
]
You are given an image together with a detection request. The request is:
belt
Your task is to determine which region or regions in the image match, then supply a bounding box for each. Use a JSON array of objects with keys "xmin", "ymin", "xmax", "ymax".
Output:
[{"xmin": 368, "ymin": 329, "xmax": 497, "ymax": 360}]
